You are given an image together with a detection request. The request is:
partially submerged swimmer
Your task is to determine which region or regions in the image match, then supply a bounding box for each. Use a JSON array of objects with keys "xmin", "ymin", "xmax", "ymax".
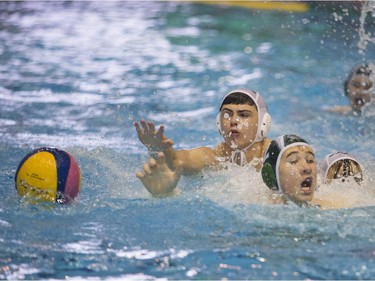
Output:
[
  {"xmin": 261, "ymin": 134, "xmax": 317, "ymax": 207},
  {"xmin": 261, "ymin": 135, "xmax": 368, "ymax": 209},
  {"xmin": 327, "ymin": 63, "xmax": 374, "ymax": 115},
  {"xmin": 314, "ymin": 152, "xmax": 373, "ymax": 209},
  {"xmin": 135, "ymin": 89, "xmax": 272, "ymax": 196},
  {"xmin": 318, "ymin": 152, "xmax": 363, "ymax": 185}
]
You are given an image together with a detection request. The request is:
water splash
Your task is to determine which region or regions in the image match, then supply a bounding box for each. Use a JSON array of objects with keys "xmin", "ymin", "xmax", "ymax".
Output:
[{"xmin": 358, "ymin": 1, "xmax": 375, "ymax": 55}]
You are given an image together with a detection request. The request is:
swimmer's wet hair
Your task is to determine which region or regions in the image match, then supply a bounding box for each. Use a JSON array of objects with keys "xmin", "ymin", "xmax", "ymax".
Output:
[
  {"xmin": 344, "ymin": 63, "xmax": 373, "ymax": 96},
  {"xmin": 219, "ymin": 91, "xmax": 255, "ymax": 111}
]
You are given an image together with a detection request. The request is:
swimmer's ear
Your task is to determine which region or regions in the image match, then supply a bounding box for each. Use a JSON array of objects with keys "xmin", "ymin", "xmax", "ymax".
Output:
[
  {"xmin": 261, "ymin": 162, "xmax": 278, "ymax": 190},
  {"xmin": 216, "ymin": 113, "xmax": 223, "ymax": 135}
]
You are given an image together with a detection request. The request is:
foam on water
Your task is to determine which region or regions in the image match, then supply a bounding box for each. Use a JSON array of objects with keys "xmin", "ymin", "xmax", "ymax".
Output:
[
  {"xmin": 358, "ymin": 1, "xmax": 375, "ymax": 55},
  {"xmin": 315, "ymin": 177, "xmax": 375, "ymax": 209},
  {"xmin": 197, "ymin": 163, "xmax": 272, "ymax": 208}
]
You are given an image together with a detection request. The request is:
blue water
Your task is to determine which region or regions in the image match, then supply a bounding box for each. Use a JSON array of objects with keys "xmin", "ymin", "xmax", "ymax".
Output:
[{"xmin": 1, "ymin": 1, "xmax": 375, "ymax": 279}]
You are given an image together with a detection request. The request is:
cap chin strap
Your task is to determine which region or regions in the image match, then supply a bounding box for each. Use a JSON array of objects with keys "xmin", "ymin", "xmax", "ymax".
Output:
[{"xmin": 229, "ymin": 141, "xmax": 256, "ymax": 166}]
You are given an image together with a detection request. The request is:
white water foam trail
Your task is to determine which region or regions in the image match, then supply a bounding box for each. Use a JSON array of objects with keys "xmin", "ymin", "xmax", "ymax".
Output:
[{"xmin": 358, "ymin": 1, "xmax": 375, "ymax": 55}]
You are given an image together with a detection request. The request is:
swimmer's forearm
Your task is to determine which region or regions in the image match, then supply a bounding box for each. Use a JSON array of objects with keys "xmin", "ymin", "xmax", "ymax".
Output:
[
  {"xmin": 162, "ymin": 146, "xmax": 178, "ymax": 169},
  {"xmin": 151, "ymin": 147, "xmax": 198, "ymax": 174},
  {"xmin": 173, "ymin": 147, "xmax": 218, "ymax": 175}
]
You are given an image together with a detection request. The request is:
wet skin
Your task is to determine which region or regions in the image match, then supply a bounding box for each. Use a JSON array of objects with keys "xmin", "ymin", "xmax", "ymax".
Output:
[{"xmin": 279, "ymin": 146, "xmax": 317, "ymax": 204}]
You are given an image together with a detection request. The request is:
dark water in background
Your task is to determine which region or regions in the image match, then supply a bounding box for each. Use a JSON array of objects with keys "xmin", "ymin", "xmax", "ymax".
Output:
[{"xmin": 1, "ymin": 1, "xmax": 375, "ymax": 279}]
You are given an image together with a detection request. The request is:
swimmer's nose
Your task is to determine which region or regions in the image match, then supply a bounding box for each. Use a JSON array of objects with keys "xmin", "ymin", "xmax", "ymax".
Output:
[
  {"xmin": 230, "ymin": 115, "xmax": 240, "ymax": 126},
  {"xmin": 301, "ymin": 165, "xmax": 312, "ymax": 175}
]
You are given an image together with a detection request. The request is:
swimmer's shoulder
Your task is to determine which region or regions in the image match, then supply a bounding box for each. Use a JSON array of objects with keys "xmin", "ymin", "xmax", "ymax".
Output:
[
  {"xmin": 187, "ymin": 145, "xmax": 227, "ymax": 164},
  {"xmin": 213, "ymin": 142, "xmax": 229, "ymax": 157},
  {"xmin": 262, "ymin": 138, "xmax": 272, "ymax": 153},
  {"xmin": 310, "ymin": 197, "xmax": 342, "ymax": 210}
]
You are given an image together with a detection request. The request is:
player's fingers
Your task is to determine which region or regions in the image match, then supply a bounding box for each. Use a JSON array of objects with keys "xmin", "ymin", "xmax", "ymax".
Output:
[
  {"xmin": 148, "ymin": 122, "xmax": 156, "ymax": 134},
  {"xmin": 156, "ymin": 125, "xmax": 165, "ymax": 138},
  {"xmin": 140, "ymin": 120, "xmax": 149, "ymax": 132},
  {"xmin": 134, "ymin": 122, "xmax": 142, "ymax": 133},
  {"xmin": 136, "ymin": 171, "xmax": 145, "ymax": 179},
  {"xmin": 161, "ymin": 139, "xmax": 174, "ymax": 149},
  {"xmin": 149, "ymin": 158, "xmax": 157, "ymax": 170},
  {"xmin": 155, "ymin": 152, "xmax": 166, "ymax": 165},
  {"xmin": 143, "ymin": 163, "xmax": 152, "ymax": 175}
]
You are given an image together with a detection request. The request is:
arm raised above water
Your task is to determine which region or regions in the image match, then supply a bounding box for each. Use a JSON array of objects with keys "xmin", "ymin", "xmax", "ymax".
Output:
[
  {"xmin": 171, "ymin": 146, "xmax": 220, "ymax": 175},
  {"xmin": 135, "ymin": 120, "xmax": 220, "ymax": 174},
  {"xmin": 134, "ymin": 120, "xmax": 174, "ymax": 152}
]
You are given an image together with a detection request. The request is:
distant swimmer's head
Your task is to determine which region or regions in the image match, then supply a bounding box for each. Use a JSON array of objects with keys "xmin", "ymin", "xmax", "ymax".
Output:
[
  {"xmin": 216, "ymin": 89, "xmax": 271, "ymax": 150},
  {"xmin": 318, "ymin": 152, "xmax": 363, "ymax": 185},
  {"xmin": 262, "ymin": 135, "xmax": 317, "ymax": 205},
  {"xmin": 344, "ymin": 63, "xmax": 374, "ymax": 112}
]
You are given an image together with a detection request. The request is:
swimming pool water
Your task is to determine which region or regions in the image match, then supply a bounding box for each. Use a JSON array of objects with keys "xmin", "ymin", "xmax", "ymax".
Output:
[{"xmin": 1, "ymin": 1, "xmax": 375, "ymax": 279}]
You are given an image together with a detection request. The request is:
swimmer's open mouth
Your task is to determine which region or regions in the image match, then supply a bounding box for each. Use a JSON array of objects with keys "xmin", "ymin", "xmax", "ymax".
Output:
[
  {"xmin": 228, "ymin": 130, "xmax": 240, "ymax": 137},
  {"xmin": 355, "ymin": 98, "xmax": 365, "ymax": 106},
  {"xmin": 301, "ymin": 177, "xmax": 313, "ymax": 194}
]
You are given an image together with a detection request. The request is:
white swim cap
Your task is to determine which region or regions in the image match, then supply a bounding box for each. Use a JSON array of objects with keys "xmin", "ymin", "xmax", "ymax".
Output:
[
  {"xmin": 318, "ymin": 152, "xmax": 362, "ymax": 184},
  {"xmin": 217, "ymin": 89, "xmax": 271, "ymax": 143}
]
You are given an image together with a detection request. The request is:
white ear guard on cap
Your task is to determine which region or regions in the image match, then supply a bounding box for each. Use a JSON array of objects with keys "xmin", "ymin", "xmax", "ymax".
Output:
[
  {"xmin": 216, "ymin": 113, "xmax": 224, "ymax": 135},
  {"xmin": 216, "ymin": 89, "xmax": 271, "ymax": 142}
]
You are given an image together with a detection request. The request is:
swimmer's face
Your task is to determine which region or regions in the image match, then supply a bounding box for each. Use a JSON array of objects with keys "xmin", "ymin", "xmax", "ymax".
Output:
[
  {"xmin": 347, "ymin": 73, "xmax": 373, "ymax": 111},
  {"xmin": 279, "ymin": 146, "xmax": 317, "ymax": 204},
  {"xmin": 326, "ymin": 159, "xmax": 363, "ymax": 185},
  {"xmin": 220, "ymin": 103, "xmax": 258, "ymax": 150}
]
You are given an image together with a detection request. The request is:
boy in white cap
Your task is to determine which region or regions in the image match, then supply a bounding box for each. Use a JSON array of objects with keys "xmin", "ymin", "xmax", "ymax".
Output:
[
  {"xmin": 135, "ymin": 89, "xmax": 272, "ymax": 196},
  {"xmin": 318, "ymin": 152, "xmax": 363, "ymax": 185}
]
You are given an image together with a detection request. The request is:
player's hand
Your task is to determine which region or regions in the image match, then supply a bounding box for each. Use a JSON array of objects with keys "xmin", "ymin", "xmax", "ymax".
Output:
[
  {"xmin": 134, "ymin": 120, "xmax": 174, "ymax": 151},
  {"xmin": 136, "ymin": 152, "xmax": 181, "ymax": 196}
]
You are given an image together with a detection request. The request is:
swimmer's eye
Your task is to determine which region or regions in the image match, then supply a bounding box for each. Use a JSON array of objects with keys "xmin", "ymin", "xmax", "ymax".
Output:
[
  {"xmin": 364, "ymin": 81, "xmax": 373, "ymax": 89},
  {"xmin": 223, "ymin": 112, "xmax": 231, "ymax": 119},
  {"xmin": 239, "ymin": 112, "xmax": 252, "ymax": 118},
  {"xmin": 351, "ymin": 80, "xmax": 373, "ymax": 90},
  {"xmin": 351, "ymin": 81, "xmax": 362, "ymax": 88}
]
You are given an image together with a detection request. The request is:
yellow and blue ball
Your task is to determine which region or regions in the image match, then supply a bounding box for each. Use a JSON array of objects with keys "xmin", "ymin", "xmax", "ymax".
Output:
[{"xmin": 15, "ymin": 147, "xmax": 81, "ymax": 204}]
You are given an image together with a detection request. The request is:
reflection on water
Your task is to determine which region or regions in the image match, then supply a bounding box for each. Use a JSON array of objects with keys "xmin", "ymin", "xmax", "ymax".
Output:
[
  {"xmin": 1, "ymin": 1, "xmax": 375, "ymax": 280},
  {"xmin": 1, "ymin": 1, "xmax": 374, "ymax": 154}
]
